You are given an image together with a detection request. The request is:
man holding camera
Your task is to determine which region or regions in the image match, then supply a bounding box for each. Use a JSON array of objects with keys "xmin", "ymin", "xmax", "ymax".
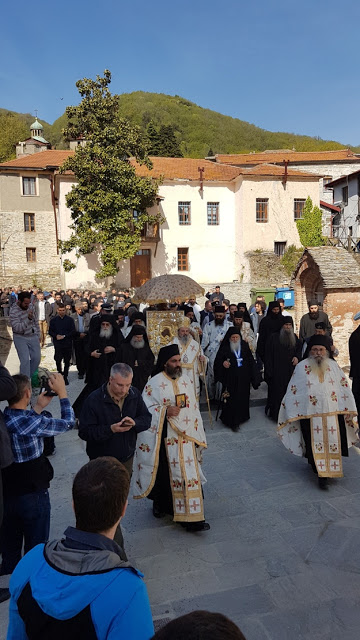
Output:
[{"xmin": 1, "ymin": 373, "xmax": 75, "ymax": 575}]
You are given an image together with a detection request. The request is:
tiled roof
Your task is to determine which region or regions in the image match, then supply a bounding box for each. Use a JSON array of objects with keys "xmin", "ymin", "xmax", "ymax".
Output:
[
  {"xmin": 319, "ymin": 200, "xmax": 341, "ymax": 213},
  {"xmin": 131, "ymin": 157, "xmax": 242, "ymax": 181},
  {"xmin": 215, "ymin": 149, "xmax": 360, "ymax": 166},
  {"xmin": 0, "ymin": 150, "xmax": 73, "ymax": 169},
  {"xmin": 0, "ymin": 151, "xmax": 320, "ymax": 182},
  {"xmin": 241, "ymin": 163, "xmax": 319, "ymax": 179},
  {"xmin": 294, "ymin": 247, "xmax": 360, "ymax": 289}
]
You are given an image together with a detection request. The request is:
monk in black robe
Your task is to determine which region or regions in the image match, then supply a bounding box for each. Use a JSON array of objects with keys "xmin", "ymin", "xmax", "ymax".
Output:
[
  {"xmin": 256, "ymin": 300, "xmax": 283, "ymax": 362},
  {"xmin": 73, "ymin": 315, "xmax": 122, "ymax": 417},
  {"xmin": 264, "ymin": 316, "xmax": 302, "ymax": 421},
  {"xmin": 120, "ymin": 325, "xmax": 154, "ymax": 392},
  {"xmin": 349, "ymin": 315, "xmax": 360, "ymax": 417},
  {"xmin": 214, "ymin": 327, "xmax": 261, "ymax": 431}
]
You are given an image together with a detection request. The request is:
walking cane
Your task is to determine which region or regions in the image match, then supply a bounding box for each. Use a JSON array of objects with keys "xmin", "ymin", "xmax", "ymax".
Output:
[{"xmin": 200, "ymin": 356, "xmax": 213, "ymax": 425}]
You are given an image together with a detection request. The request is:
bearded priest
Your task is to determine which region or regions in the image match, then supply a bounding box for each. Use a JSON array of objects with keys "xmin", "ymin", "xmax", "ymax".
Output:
[
  {"xmin": 133, "ymin": 344, "xmax": 210, "ymax": 532},
  {"xmin": 278, "ymin": 335, "xmax": 359, "ymax": 490},
  {"xmin": 170, "ymin": 323, "xmax": 208, "ymax": 405}
]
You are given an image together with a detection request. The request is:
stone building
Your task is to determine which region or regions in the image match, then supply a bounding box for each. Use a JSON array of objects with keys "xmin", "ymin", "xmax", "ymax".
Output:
[
  {"xmin": 16, "ymin": 118, "xmax": 51, "ymax": 158},
  {"xmin": 0, "ymin": 150, "xmax": 68, "ymax": 288},
  {"xmin": 292, "ymin": 246, "xmax": 360, "ymax": 366}
]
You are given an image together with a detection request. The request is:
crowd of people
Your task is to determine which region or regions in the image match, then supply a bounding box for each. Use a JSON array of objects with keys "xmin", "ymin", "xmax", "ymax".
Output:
[{"xmin": 0, "ymin": 282, "xmax": 359, "ymax": 637}]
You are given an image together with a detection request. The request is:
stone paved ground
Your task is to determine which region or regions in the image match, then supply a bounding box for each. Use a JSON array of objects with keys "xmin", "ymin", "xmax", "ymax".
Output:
[{"xmin": 1, "ymin": 341, "xmax": 360, "ymax": 639}]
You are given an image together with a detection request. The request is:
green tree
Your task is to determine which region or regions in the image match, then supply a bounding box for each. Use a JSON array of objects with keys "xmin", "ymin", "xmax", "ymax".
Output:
[
  {"xmin": 59, "ymin": 70, "xmax": 162, "ymax": 279},
  {"xmin": 0, "ymin": 113, "xmax": 28, "ymax": 162},
  {"xmin": 158, "ymin": 125, "xmax": 183, "ymax": 157},
  {"xmin": 146, "ymin": 121, "xmax": 162, "ymax": 155},
  {"xmin": 281, "ymin": 244, "xmax": 303, "ymax": 276},
  {"xmin": 296, "ymin": 196, "xmax": 325, "ymax": 247}
]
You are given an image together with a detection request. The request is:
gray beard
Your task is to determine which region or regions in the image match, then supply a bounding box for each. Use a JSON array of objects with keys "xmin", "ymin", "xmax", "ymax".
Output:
[
  {"xmin": 279, "ymin": 327, "xmax": 296, "ymax": 348},
  {"xmin": 131, "ymin": 338, "xmax": 145, "ymax": 349},
  {"xmin": 308, "ymin": 354, "xmax": 329, "ymax": 376},
  {"xmin": 100, "ymin": 326, "xmax": 113, "ymax": 339},
  {"xmin": 230, "ymin": 341, "xmax": 241, "ymax": 353},
  {"xmin": 179, "ymin": 335, "xmax": 190, "ymax": 346}
]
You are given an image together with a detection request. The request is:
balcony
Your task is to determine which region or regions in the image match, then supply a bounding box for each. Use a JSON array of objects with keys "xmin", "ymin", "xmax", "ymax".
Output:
[
  {"xmin": 128, "ymin": 221, "xmax": 160, "ymax": 242},
  {"xmin": 140, "ymin": 222, "xmax": 160, "ymax": 242}
]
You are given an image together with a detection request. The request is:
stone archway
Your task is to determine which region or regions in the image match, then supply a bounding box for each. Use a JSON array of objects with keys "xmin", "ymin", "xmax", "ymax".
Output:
[{"xmin": 295, "ymin": 254, "xmax": 325, "ymax": 321}]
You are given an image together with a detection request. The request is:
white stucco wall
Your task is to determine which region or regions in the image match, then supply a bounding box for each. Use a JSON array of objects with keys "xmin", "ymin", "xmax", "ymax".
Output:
[
  {"xmin": 151, "ymin": 181, "xmax": 237, "ymax": 284},
  {"xmin": 56, "ymin": 172, "xmax": 320, "ymax": 289},
  {"xmin": 239, "ymin": 177, "xmax": 320, "ymax": 253}
]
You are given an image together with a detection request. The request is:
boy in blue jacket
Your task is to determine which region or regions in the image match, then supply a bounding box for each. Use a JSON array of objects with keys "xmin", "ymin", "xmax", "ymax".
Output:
[{"xmin": 7, "ymin": 456, "xmax": 154, "ymax": 640}]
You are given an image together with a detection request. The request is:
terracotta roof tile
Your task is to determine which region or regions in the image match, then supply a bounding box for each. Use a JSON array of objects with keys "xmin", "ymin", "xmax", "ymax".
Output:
[
  {"xmin": 215, "ymin": 149, "xmax": 360, "ymax": 165},
  {"xmin": 241, "ymin": 163, "xmax": 319, "ymax": 179},
  {"xmin": 0, "ymin": 151, "xmax": 320, "ymax": 182},
  {"xmin": 131, "ymin": 157, "xmax": 242, "ymax": 181},
  {"xmin": 0, "ymin": 150, "xmax": 74, "ymax": 169}
]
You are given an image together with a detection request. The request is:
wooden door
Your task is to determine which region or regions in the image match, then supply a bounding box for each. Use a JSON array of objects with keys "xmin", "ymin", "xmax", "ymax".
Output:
[{"xmin": 130, "ymin": 249, "xmax": 151, "ymax": 287}]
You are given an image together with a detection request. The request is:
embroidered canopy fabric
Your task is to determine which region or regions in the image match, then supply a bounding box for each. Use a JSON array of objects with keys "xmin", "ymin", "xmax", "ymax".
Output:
[
  {"xmin": 278, "ymin": 358, "xmax": 358, "ymax": 477},
  {"xmin": 132, "ymin": 274, "xmax": 205, "ymax": 304}
]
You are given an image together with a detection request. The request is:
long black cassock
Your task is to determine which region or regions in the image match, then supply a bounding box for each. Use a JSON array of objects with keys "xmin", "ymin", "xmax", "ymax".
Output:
[
  {"xmin": 264, "ymin": 331, "xmax": 302, "ymax": 421},
  {"xmin": 214, "ymin": 334, "xmax": 260, "ymax": 427}
]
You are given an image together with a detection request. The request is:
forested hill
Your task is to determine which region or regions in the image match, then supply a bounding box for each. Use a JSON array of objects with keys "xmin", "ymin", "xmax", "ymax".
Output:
[{"xmin": 1, "ymin": 92, "xmax": 359, "ymax": 160}]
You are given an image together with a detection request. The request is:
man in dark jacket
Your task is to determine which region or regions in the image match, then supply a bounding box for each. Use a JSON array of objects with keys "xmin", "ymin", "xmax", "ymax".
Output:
[
  {"xmin": 71, "ymin": 302, "xmax": 90, "ymax": 379},
  {"xmin": 6, "ymin": 457, "xmax": 154, "ymax": 640},
  {"xmin": 299, "ymin": 299, "xmax": 332, "ymax": 346},
  {"xmin": 120, "ymin": 326, "xmax": 154, "ymax": 392},
  {"xmin": 79, "ymin": 363, "xmax": 151, "ymax": 476},
  {"xmin": 48, "ymin": 303, "xmax": 76, "ymax": 385},
  {"xmin": 349, "ymin": 312, "xmax": 360, "ymax": 416}
]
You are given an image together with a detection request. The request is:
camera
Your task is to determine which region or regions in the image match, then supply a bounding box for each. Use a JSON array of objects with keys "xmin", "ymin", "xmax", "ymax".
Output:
[{"xmin": 40, "ymin": 375, "xmax": 57, "ymax": 397}]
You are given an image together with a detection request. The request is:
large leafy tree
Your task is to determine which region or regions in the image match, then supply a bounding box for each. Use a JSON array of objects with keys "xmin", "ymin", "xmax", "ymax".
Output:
[
  {"xmin": 0, "ymin": 113, "xmax": 28, "ymax": 162},
  {"xmin": 59, "ymin": 70, "xmax": 162, "ymax": 278}
]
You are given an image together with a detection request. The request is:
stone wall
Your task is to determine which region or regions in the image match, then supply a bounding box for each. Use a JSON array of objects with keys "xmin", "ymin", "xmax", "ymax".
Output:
[
  {"xmin": 323, "ymin": 289, "xmax": 360, "ymax": 368},
  {"xmin": 0, "ymin": 209, "xmax": 61, "ymax": 289}
]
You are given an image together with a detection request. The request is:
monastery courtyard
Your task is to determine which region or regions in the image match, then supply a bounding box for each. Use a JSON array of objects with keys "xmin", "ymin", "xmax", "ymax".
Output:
[{"xmin": 1, "ymin": 349, "xmax": 360, "ymax": 639}]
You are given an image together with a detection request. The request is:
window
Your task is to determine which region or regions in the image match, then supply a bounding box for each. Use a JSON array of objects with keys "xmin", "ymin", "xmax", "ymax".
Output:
[
  {"xmin": 256, "ymin": 198, "xmax": 268, "ymax": 223},
  {"xmin": 274, "ymin": 241, "xmax": 287, "ymax": 257},
  {"xmin": 342, "ymin": 186, "xmax": 348, "ymax": 206},
  {"xmin": 26, "ymin": 247, "xmax": 36, "ymax": 262},
  {"xmin": 24, "ymin": 213, "xmax": 35, "ymax": 232},
  {"xmin": 177, "ymin": 248, "xmax": 189, "ymax": 271},
  {"xmin": 207, "ymin": 202, "xmax": 219, "ymax": 225},
  {"xmin": 294, "ymin": 198, "xmax": 306, "ymax": 220},
  {"xmin": 178, "ymin": 202, "xmax": 191, "ymax": 225},
  {"xmin": 22, "ymin": 177, "xmax": 36, "ymax": 196}
]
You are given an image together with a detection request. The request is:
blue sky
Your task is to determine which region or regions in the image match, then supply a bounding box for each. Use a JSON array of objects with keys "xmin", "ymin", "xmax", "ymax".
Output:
[{"xmin": 1, "ymin": 0, "xmax": 360, "ymax": 145}]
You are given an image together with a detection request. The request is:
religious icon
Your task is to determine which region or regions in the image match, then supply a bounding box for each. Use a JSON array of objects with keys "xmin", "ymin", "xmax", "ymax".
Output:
[
  {"xmin": 146, "ymin": 311, "xmax": 190, "ymax": 360},
  {"xmin": 175, "ymin": 393, "xmax": 186, "ymax": 408}
]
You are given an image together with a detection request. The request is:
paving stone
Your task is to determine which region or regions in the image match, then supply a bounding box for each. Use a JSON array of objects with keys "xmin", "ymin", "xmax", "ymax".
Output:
[
  {"xmin": 172, "ymin": 584, "xmax": 275, "ymax": 618},
  {"xmin": 146, "ymin": 568, "xmax": 222, "ymax": 605},
  {"xmin": 214, "ymin": 558, "xmax": 269, "ymax": 589},
  {"xmin": 278, "ymin": 500, "xmax": 346, "ymax": 528}
]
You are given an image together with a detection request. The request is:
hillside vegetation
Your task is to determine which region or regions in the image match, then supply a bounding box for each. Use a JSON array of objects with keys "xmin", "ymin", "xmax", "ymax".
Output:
[{"xmin": 2, "ymin": 92, "xmax": 359, "ymax": 160}]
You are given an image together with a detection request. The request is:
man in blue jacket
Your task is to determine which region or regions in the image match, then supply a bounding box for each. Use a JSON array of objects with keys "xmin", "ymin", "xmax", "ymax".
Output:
[{"xmin": 7, "ymin": 456, "xmax": 154, "ymax": 640}]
